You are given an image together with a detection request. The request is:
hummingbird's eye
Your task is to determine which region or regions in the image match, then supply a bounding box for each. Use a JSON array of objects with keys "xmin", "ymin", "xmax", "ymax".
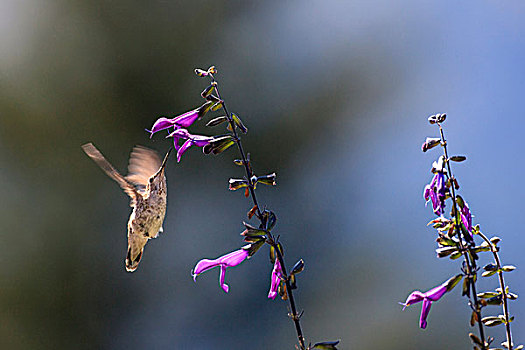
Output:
[{"xmin": 149, "ymin": 178, "xmax": 154, "ymax": 183}]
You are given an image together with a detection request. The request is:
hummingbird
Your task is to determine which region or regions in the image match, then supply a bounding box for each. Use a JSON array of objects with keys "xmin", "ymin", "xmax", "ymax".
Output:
[{"xmin": 82, "ymin": 143, "xmax": 172, "ymax": 272}]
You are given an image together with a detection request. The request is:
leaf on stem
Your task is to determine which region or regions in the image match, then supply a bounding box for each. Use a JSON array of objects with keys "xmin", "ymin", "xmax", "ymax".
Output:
[
  {"xmin": 229, "ymin": 178, "xmax": 248, "ymax": 191},
  {"xmin": 469, "ymin": 333, "xmax": 484, "ymax": 347},
  {"xmin": 481, "ymin": 315, "xmax": 504, "ymax": 327},
  {"xmin": 450, "ymin": 155, "xmax": 467, "ymax": 162},
  {"xmin": 211, "ymin": 101, "xmax": 224, "ymax": 111},
  {"xmin": 311, "ymin": 340, "xmax": 340, "ymax": 350},
  {"xmin": 201, "ymin": 82, "xmax": 217, "ymax": 98},
  {"xmin": 502, "ymin": 265, "xmax": 516, "ymax": 272},
  {"xmin": 257, "ymin": 173, "xmax": 277, "ymax": 186},
  {"xmin": 231, "ymin": 113, "xmax": 248, "ymax": 133},
  {"xmin": 206, "ymin": 116, "xmax": 229, "ymax": 127},
  {"xmin": 291, "ymin": 259, "xmax": 305, "ymax": 275},
  {"xmin": 203, "ymin": 135, "xmax": 235, "ymax": 155}
]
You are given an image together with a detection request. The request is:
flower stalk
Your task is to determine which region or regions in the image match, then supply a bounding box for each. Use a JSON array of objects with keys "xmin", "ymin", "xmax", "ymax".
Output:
[
  {"xmin": 437, "ymin": 123, "xmax": 487, "ymax": 348},
  {"xmin": 210, "ymin": 74, "xmax": 307, "ymax": 350},
  {"xmin": 477, "ymin": 230, "xmax": 513, "ymax": 350}
]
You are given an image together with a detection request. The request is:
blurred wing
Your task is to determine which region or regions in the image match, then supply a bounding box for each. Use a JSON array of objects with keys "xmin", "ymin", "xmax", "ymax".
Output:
[
  {"xmin": 125, "ymin": 145, "xmax": 161, "ymax": 192},
  {"xmin": 82, "ymin": 143, "xmax": 140, "ymax": 206}
]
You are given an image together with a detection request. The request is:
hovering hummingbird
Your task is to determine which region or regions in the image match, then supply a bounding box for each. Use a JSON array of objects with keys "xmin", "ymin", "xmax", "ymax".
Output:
[{"xmin": 82, "ymin": 143, "xmax": 172, "ymax": 272}]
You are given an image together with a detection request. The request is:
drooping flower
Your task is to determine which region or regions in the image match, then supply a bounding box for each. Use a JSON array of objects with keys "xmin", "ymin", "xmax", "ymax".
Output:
[
  {"xmin": 460, "ymin": 200, "xmax": 472, "ymax": 233},
  {"xmin": 147, "ymin": 101, "xmax": 213, "ymax": 138},
  {"xmin": 401, "ymin": 274, "xmax": 462, "ymax": 329},
  {"xmin": 167, "ymin": 128, "xmax": 213, "ymax": 162},
  {"xmin": 268, "ymin": 258, "xmax": 283, "ymax": 299},
  {"xmin": 192, "ymin": 248, "xmax": 250, "ymax": 293},
  {"xmin": 423, "ymin": 171, "xmax": 447, "ymax": 215}
]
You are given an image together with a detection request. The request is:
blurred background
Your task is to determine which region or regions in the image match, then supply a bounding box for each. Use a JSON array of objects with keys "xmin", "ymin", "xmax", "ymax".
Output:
[{"xmin": 1, "ymin": 1, "xmax": 525, "ymax": 349}]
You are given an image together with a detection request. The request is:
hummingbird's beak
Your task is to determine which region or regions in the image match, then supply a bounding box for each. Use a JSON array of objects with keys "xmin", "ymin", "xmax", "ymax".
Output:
[{"xmin": 158, "ymin": 147, "xmax": 173, "ymax": 173}]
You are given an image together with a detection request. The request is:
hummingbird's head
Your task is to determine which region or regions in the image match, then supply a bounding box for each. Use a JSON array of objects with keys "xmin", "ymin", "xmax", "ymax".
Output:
[{"xmin": 147, "ymin": 147, "xmax": 172, "ymax": 193}]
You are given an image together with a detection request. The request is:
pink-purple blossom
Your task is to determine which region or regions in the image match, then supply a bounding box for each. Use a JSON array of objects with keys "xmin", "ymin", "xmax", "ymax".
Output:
[
  {"xmin": 401, "ymin": 275, "xmax": 461, "ymax": 329},
  {"xmin": 147, "ymin": 109, "xmax": 201, "ymax": 138},
  {"xmin": 167, "ymin": 128, "xmax": 214, "ymax": 162},
  {"xmin": 460, "ymin": 200, "xmax": 472, "ymax": 233},
  {"xmin": 423, "ymin": 171, "xmax": 447, "ymax": 215},
  {"xmin": 268, "ymin": 258, "xmax": 283, "ymax": 299},
  {"xmin": 192, "ymin": 248, "xmax": 250, "ymax": 293}
]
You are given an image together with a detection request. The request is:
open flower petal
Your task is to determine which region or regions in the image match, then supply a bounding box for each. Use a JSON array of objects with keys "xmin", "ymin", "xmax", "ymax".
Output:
[
  {"xmin": 419, "ymin": 299, "xmax": 433, "ymax": 329},
  {"xmin": 192, "ymin": 248, "xmax": 249, "ymax": 293},
  {"xmin": 402, "ymin": 277, "xmax": 453, "ymax": 329},
  {"xmin": 268, "ymin": 258, "xmax": 283, "ymax": 299}
]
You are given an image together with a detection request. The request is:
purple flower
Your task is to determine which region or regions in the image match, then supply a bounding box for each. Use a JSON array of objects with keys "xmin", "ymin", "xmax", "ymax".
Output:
[
  {"xmin": 460, "ymin": 201, "xmax": 472, "ymax": 233},
  {"xmin": 167, "ymin": 128, "xmax": 213, "ymax": 162},
  {"xmin": 401, "ymin": 275, "xmax": 462, "ymax": 329},
  {"xmin": 147, "ymin": 102, "xmax": 213, "ymax": 138},
  {"xmin": 423, "ymin": 171, "xmax": 447, "ymax": 215},
  {"xmin": 268, "ymin": 258, "xmax": 283, "ymax": 299},
  {"xmin": 192, "ymin": 248, "xmax": 250, "ymax": 293},
  {"xmin": 147, "ymin": 109, "xmax": 200, "ymax": 138}
]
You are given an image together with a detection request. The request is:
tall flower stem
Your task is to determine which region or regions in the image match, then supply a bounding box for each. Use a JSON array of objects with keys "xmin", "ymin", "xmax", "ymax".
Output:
[
  {"xmin": 438, "ymin": 124, "xmax": 487, "ymax": 348},
  {"xmin": 211, "ymin": 75, "xmax": 307, "ymax": 350},
  {"xmin": 477, "ymin": 231, "xmax": 513, "ymax": 350}
]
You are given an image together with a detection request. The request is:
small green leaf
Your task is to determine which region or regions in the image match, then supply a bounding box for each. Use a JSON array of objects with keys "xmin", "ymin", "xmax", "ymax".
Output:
[
  {"xmin": 445, "ymin": 274, "xmax": 463, "ymax": 292},
  {"xmin": 205, "ymin": 94, "xmax": 221, "ymax": 103},
  {"xmin": 229, "ymin": 178, "xmax": 248, "ymax": 191},
  {"xmin": 312, "ymin": 340, "xmax": 340, "ymax": 350},
  {"xmin": 469, "ymin": 333, "xmax": 484, "ymax": 347},
  {"xmin": 206, "ymin": 116, "xmax": 229, "ymax": 127},
  {"xmin": 269, "ymin": 245, "xmax": 276, "ymax": 264},
  {"xmin": 197, "ymin": 100, "xmax": 214, "ymax": 117},
  {"xmin": 231, "ymin": 113, "xmax": 248, "ymax": 133},
  {"xmin": 484, "ymin": 295, "xmax": 503, "ymax": 306},
  {"xmin": 481, "ymin": 315, "xmax": 503, "ymax": 327},
  {"xmin": 478, "ymin": 291, "xmax": 500, "ymax": 299},
  {"xmin": 257, "ymin": 173, "xmax": 277, "ymax": 186},
  {"xmin": 436, "ymin": 246, "xmax": 457, "ymax": 258},
  {"xmin": 211, "ymin": 101, "xmax": 224, "ymax": 111},
  {"xmin": 291, "ymin": 259, "xmax": 305, "ymax": 275},
  {"xmin": 484, "ymin": 263, "xmax": 498, "ymax": 271},
  {"xmin": 203, "ymin": 136, "xmax": 235, "ymax": 155},
  {"xmin": 502, "ymin": 265, "xmax": 516, "ymax": 272},
  {"xmin": 450, "ymin": 251, "xmax": 463, "ymax": 260},
  {"xmin": 244, "ymin": 240, "xmax": 265, "ymax": 257},
  {"xmin": 200, "ymin": 83, "xmax": 216, "ymax": 98},
  {"xmin": 482, "ymin": 270, "xmax": 498, "ymax": 277},
  {"xmin": 450, "ymin": 155, "xmax": 467, "ymax": 162},
  {"xmin": 436, "ymin": 236, "xmax": 457, "ymax": 247}
]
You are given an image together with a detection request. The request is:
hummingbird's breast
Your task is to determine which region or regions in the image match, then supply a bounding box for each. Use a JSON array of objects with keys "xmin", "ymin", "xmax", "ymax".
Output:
[{"xmin": 130, "ymin": 177, "xmax": 167, "ymax": 239}]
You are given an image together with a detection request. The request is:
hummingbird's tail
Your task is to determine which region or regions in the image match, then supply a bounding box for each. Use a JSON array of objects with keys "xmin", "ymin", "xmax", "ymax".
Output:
[{"xmin": 125, "ymin": 245, "xmax": 144, "ymax": 272}]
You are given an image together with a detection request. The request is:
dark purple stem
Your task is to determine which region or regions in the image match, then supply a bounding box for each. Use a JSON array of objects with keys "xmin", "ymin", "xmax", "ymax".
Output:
[
  {"xmin": 211, "ymin": 75, "xmax": 307, "ymax": 350},
  {"xmin": 438, "ymin": 124, "xmax": 486, "ymax": 348},
  {"xmin": 478, "ymin": 231, "xmax": 513, "ymax": 350}
]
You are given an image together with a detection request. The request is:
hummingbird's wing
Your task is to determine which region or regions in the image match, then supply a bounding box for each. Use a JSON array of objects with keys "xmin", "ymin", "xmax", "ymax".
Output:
[
  {"xmin": 125, "ymin": 146, "xmax": 161, "ymax": 194},
  {"xmin": 82, "ymin": 143, "xmax": 141, "ymax": 206}
]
